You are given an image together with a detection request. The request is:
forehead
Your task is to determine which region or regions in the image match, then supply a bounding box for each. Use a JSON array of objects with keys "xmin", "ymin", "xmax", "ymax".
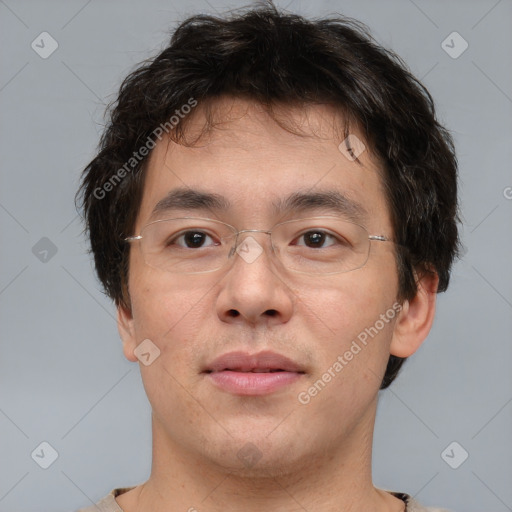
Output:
[{"xmin": 136, "ymin": 97, "xmax": 390, "ymax": 230}]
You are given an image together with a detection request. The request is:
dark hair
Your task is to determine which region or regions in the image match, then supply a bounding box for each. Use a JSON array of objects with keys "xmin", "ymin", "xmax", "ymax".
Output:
[{"xmin": 76, "ymin": 3, "xmax": 460, "ymax": 389}]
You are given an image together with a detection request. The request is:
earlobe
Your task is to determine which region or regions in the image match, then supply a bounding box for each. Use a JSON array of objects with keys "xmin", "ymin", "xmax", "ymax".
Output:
[
  {"xmin": 390, "ymin": 271, "xmax": 439, "ymax": 358},
  {"xmin": 117, "ymin": 304, "xmax": 139, "ymax": 362}
]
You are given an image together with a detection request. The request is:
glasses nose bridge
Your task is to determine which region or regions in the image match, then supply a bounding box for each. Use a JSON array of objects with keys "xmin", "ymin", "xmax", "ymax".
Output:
[
  {"xmin": 234, "ymin": 228, "xmax": 273, "ymax": 244},
  {"xmin": 229, "ymin": 228, "xmax": 275, "ymax": 258},
  {"xmin": 236, "ymin": 228, "xmax": 272, "ymax": 236}
]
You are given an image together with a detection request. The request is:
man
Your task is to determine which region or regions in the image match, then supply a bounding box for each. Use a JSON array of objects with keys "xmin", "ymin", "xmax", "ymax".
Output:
[{"xmin": 76, "ymin": 4, "xmax": 459, "ymax": 511}]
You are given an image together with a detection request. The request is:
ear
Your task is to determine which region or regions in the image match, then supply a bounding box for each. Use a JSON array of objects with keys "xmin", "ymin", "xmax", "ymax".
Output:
[
  {"xmin": 117, "ymin": 303, "xmax": 138, "ymax": 362},
  {"xmin": 390, "ymin": 271, "xmax": 439, "ymax": 358}
]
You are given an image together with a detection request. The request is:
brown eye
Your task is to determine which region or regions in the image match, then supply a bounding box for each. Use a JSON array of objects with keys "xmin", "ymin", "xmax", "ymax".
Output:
[
  {"xmin": 169, "ymin": 231, "xmax": 217, "ymax": 248},
  {"xmin": 185, "ymin": 232, "xmax": 208, "ymax": 247},
  {"xmin": 295, "ymin": 231, "xmax": 338, "ymax": 248},
  {"xmin": 304, "ymin": 231, "xmax": 326, "ymax": 247}
]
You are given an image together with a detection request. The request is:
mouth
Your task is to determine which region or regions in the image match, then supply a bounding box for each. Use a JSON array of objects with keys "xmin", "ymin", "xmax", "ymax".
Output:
[
  {"xmin": 203, "ymin": 351, "xmax": 306, "ymax": 396},
  {"xmin": 210, "ymin": 369, "xmax": 289, "ymax": 373}
]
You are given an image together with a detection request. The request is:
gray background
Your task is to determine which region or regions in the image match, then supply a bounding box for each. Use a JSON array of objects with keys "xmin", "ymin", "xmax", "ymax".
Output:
[{"xmin": 0, "ymin": 0, "xmax": 511, "ymax": 511}]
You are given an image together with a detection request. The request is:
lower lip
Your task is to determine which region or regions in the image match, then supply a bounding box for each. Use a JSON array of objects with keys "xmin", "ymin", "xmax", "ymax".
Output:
[{"xmin": 206, "ymin": 371, "xmax": 303, "ymax": 395}]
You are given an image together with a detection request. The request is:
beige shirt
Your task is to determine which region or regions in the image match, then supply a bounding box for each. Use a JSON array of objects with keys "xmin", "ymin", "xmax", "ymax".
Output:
[{"xmin": 76, "ymin": 487, "xmax": 451, "ymax": 511}]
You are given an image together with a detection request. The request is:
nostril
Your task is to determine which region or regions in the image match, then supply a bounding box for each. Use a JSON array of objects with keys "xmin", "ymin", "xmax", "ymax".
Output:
[
  {"xmin": 265, "ymin": 309, "xmax": 278, "ymax": 316},
  {"xmin": 228, "ymin": 309, "xmax": 240, "ymax": 317}
]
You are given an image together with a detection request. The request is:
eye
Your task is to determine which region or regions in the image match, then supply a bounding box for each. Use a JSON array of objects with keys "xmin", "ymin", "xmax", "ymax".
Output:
[
  {"xmin": 168, "ymin": 230, "xmax": 219, "ymax": 249},
  {"xmin": 293, "ymin": 230, "xmax": 341, "ymax": 249}
]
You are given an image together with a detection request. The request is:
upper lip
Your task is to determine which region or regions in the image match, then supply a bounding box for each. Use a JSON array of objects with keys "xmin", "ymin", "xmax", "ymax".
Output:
[{"xmin": 203, "ymin": 351, "xmax": 305, "ymax": 373}]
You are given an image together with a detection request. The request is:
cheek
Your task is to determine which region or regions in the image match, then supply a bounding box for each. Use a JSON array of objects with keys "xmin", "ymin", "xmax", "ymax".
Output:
[
  {"xmin": 127, "ymin": 271, "xmax": 210, "ymax": 422},
  {"xmin": 297, "ymin": 265, "xmax": 399, "ymax": 391},
  {"xmin": 128, "ymin": 265, "xmax": 212, "ymax": 362},
  {"xmin": 302, "ymin": 264, "xmax": 398, "ymax": 339}
]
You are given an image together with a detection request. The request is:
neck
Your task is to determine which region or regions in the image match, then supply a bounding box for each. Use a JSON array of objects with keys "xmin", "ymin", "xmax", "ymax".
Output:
[{"xmin": 118, "ymin": 399, "xmax": 404, "ymax": 512}]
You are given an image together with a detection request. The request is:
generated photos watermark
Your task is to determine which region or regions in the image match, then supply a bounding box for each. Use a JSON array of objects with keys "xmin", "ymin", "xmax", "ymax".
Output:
[
  {"xmin": 93, "ymin": 97, "xmax": 198, "ymax": 200},
  {"xmin": 297, "ymin": 302, "xmax": 403, "ymax": 405}
]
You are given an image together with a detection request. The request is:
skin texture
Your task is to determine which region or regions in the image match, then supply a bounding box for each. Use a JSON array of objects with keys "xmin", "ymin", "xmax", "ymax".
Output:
[{"xmin": 116, "ymin": 97, "xmax": 438, "ymax": 512}]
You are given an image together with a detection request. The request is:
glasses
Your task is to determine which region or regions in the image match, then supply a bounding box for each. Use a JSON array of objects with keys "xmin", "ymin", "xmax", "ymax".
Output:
[{"xmin": 124, "ymin": 216, "xmax": 393, "ymax": 275}]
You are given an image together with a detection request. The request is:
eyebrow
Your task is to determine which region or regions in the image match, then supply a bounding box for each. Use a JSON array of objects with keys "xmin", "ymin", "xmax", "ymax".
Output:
[
  {"xmin": 149, "ymin": 188, "xmax": 230, "ymax": 220},
  {"xmin": 273, "ymin": 190, "xmax": 367, "ymax": 222},
  {"xmin": 149, "ymin": 187, "xmax": 367, "ymax": 223}
]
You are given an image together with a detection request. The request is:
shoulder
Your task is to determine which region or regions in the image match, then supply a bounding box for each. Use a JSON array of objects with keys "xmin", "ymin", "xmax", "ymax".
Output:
[
  {"xmin": 405, "ymin": 495, "xmax": 453, "ymax": 512},
  {"xmin": 390, "ymin": 492, "xmax": 453, "ymax": 512},
  {"xmin": 75, "ymin": 487, "xmax": 134, "ymax": 512}
]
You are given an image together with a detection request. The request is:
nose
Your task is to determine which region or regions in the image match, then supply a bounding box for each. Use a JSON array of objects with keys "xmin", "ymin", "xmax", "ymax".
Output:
[{"xmin": 215, "ymin": 231, "xmax": 294, "ymax": 327}]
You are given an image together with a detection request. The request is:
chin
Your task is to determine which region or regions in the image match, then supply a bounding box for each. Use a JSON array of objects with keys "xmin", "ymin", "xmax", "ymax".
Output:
[{"xmin": 200, "ymin": 429, "xmax": 315, "ymax": 479}]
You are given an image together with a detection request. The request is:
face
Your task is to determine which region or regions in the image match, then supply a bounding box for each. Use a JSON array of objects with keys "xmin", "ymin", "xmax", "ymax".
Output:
[{"xmin": 119, "ymin": 97, "xmax": 406, "ymax": 476}]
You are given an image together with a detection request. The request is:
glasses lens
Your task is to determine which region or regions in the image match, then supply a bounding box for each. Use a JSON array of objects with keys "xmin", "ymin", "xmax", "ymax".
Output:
[
  {"xmin": 140, "ymin": 218, "xmax": 235, "ymax": 273},
  {"xmin": 136, "ymin": 217, "xmax": 370, "ymax": 275},
  {"xmin": 273, "ymin": 217, "xmax": 370, "ymax": 274}
]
